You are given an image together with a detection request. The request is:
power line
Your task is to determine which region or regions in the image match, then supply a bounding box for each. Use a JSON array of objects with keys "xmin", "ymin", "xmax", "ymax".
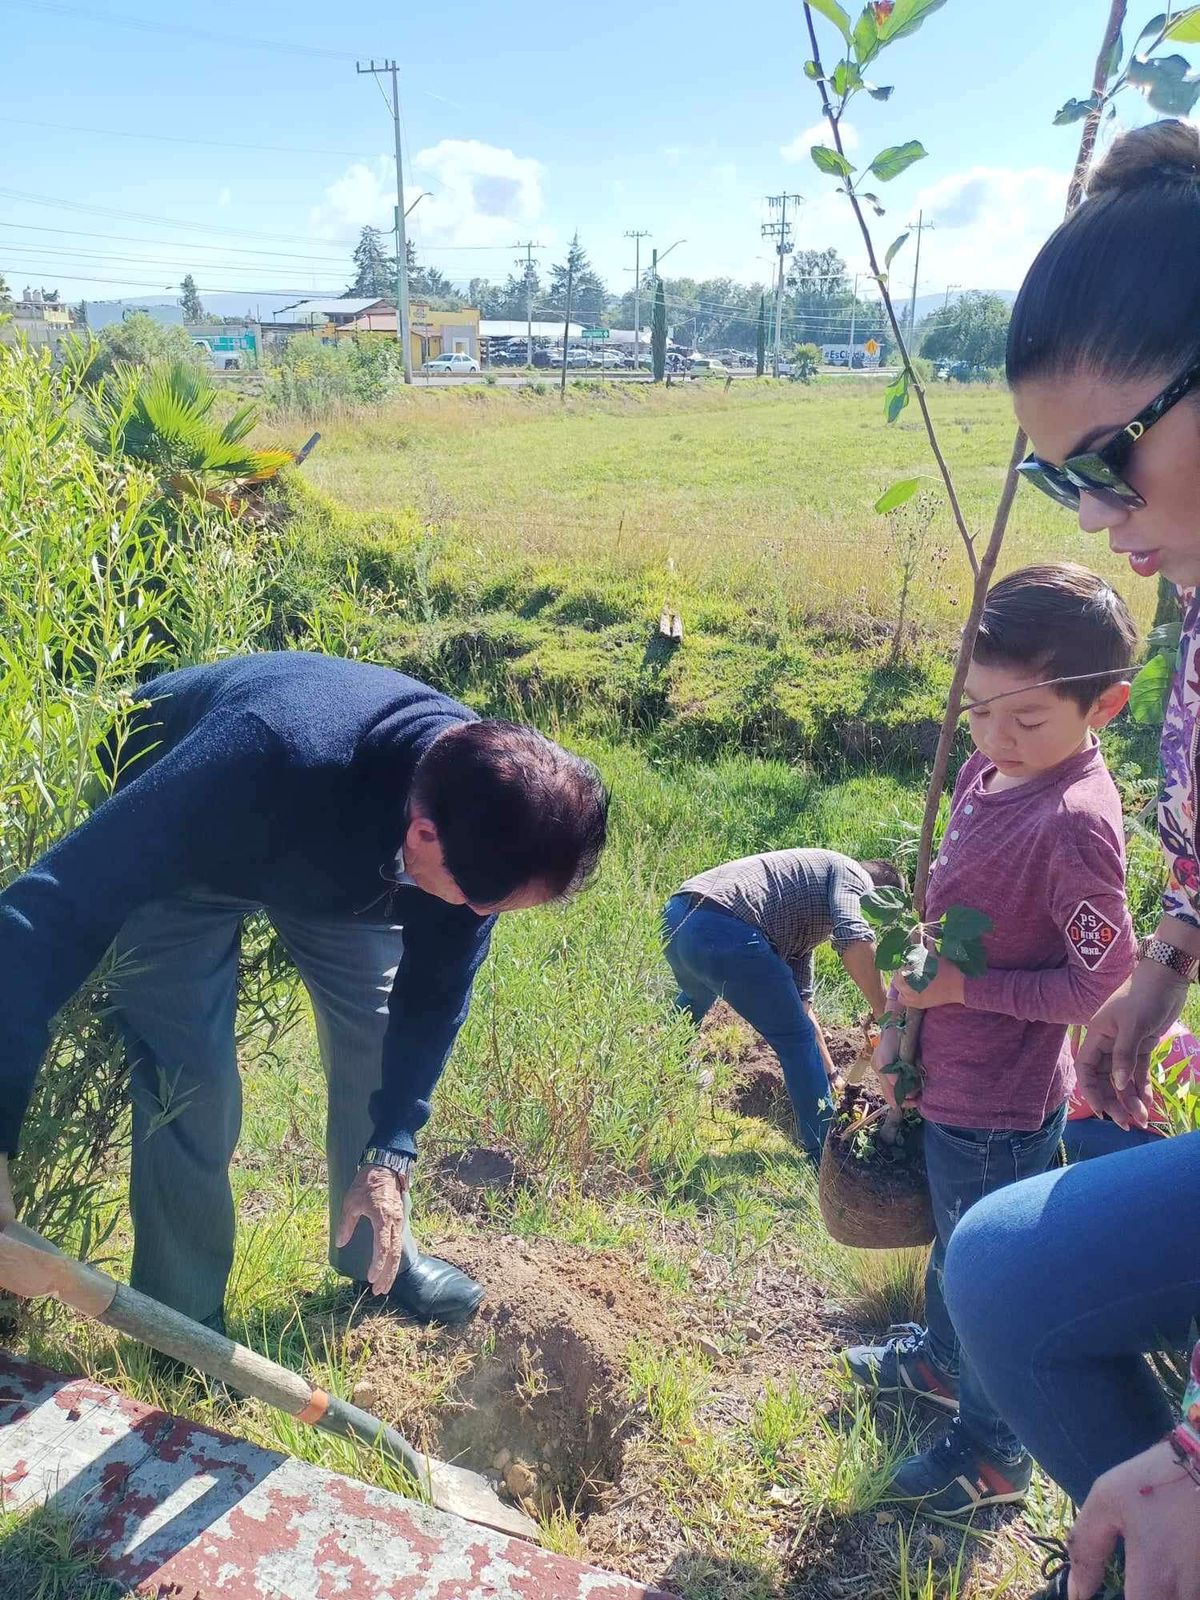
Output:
[
  {"xmin": 0, "ymin": 113, "xmax": 384, "ymax": 162},
  {"xmin": 3, "ymin": 0, "xmax": 362, "ymax": 60}
]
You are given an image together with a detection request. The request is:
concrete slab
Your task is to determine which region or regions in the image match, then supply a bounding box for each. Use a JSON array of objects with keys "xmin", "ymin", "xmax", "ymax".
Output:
[{"xmin": 0, "ymin": 1353, "xmax": 676, "ymax": 1599}]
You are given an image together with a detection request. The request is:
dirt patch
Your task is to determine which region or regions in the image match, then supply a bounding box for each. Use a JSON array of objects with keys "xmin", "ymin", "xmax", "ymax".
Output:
[
  {"xmin": 429, "ymin": 1146, "xmax": 526, "ymax": 1218},
  {"xmin": 346, "ymin": 1232, "xmax": 671, "ymax": 1520},
  {"xmin": 706, "ymin": 1001, "xmax": 869, "ymax": 1127}
]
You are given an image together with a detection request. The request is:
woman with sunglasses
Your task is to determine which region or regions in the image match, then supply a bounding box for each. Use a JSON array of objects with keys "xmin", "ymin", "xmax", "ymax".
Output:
[{"xmin": 940, "ymin": 119, "xmax": 1200, "ymax": 1600}]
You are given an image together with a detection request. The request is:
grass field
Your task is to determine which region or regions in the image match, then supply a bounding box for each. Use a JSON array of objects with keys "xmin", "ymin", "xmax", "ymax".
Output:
[{"xmin": 3, "ymin": 372, "xmax": 1164, "ymax": 1598}]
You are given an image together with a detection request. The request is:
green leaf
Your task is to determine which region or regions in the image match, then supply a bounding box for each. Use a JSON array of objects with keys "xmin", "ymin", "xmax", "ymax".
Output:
[
  {"xmin": 852, "ymin": 7, "xmax": 879, "ymax": 64},
  {"xmin": 868, "ymin": 139, "xmax": 927, "ymax": 181},
  {"xmin": 832, "ymin": 59, "xmax": 863, "ymax": 95},
  {"xmin": 1128, "ymin": 53, "xmax": 1200, "ymax": 115},
  {"xmin": 804, "ymin": 58, "xmax": 822, "ymax": 78},
  {"xmin": 866, "ymin": 82, "xmax": 894, "ymax": 99},
  {"xmin": 807, "ymin": 0, "xmax": 853, "ymax": 39},
  {"xmin": 941, "ymin": 936, "xmax": 989, "ymax": 978},
  {"xmin": 1164, "ymin": 6, "xmax": 1200, "ymax": 43},
  {"xmin": 875, "ymin": 925, "xmax": 912, "ymax": 971},
  {"xmin": 1130, "ymin": 651, "xmax": 1174, "ymax": 726},
  {"xmin": 884, "ymin": 231, "xmax": 909, "ymax": 267},
  {"xmin": 875, "ymin": 476, "xmax": 921, "ymax": 514},
  {"xmin": 1134, "ymin": 12, "xmax": 1168, "ymax": 52},
  {"xmin": 904, "ymin": 943, "xmax": 939, "ymax": 991},
  {"xmin": 1053, "ymin": 93, "xmax": 1102, "ymax": 124},
  {"xmin": 884, "ymin": 367, "xmax": 910, "ymax": 424},
  {"xmin": 1147, "ymin": 618, "xmax": 1182, "ymax": 656},
  {"xmin": 862, "ymin": 884, "xmax": 910, "ymax": 923},
  {"xmin": 811, "ymin": 144, "xmax": 856, "ymax": 179},
  {"xmin": 1105, "ymin": 27, "xmax": 1124, "ymax": 81},
  {"xmin": 875, "ymin": 0, "xmax": 949, "ymax": 46},
  {"xmin": 940, "ymin": 904, "xmax": 994, "ymax": 944}
]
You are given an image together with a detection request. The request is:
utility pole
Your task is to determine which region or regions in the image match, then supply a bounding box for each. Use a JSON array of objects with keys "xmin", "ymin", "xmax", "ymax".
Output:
[
  {"xmin": 762, "ymin": 192, "xmax": 803, "ymax": 377},
  {"xmin": 357, "ymin": 57, "xmax": 413, "ymax": 385},
  {"xmin": 513, "ymin": 240, "xmax": 543, "ymax": 367},
  {"xmin": 942, "ymin": 282, "xmax": 961, "ymax": 311},
  {"xmin": 624, "ymin": 229, "xmax": 650, "ymax": 365},
  {"xmin": 848, "ymin": 270, "xmax": 860, "ymax": 365},
  {"xmin": 559, "ymin": 259, "xmax": 574, "ymax": 400},
  {"xmin": 906, "ymin": 208, "xmax": 933, "ymax": 346}
]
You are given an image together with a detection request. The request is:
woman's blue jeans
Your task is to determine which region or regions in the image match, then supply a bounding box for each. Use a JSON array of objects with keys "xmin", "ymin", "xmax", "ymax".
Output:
[
  {"xmin": 662, "ymin": 894, "xmax": 831, "ymax": 1156},
  {"xmin": 944, "ymin": 1130, "xmax": 1200, "ymax": 1505}
]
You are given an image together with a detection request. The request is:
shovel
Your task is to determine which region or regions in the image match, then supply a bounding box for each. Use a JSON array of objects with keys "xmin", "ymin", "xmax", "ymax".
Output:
[{"xmin": 0, "ymin": 1220, "xmax": 537, "ymax": 1543}]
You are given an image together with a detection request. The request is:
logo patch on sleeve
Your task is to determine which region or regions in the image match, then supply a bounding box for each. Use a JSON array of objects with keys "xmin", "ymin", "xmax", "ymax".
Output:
[{"xmin": 1066, "ymin": 900, "xmax": 1120, "ymax": 970}]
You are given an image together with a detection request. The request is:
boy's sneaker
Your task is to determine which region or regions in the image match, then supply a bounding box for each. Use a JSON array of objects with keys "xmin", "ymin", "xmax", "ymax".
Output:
[
  {"xmin": 843, "ymin": 1323, "xmax": 960, "ymax": 1412},
  {"xmin": 886, "ymin": 1421, "xmax": 1032, "ymax": 1516}
]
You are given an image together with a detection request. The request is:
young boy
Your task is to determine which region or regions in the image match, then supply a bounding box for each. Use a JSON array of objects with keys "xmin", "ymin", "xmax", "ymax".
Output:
[{"xmin": 845, "ymin": 563, "xmax": 1139, "ymax": 1515}]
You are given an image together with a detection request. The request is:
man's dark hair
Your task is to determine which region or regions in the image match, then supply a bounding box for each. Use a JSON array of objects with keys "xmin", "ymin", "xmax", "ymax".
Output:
[
  {"xmin": 859, "ymin": 859, "xmax": 904, "ymax": 891},
  {"xmin": 971, "ymin": 563, "xmax": 1138, "ymax": 712},
  {"xmin": 411, "ymin": 721, "xmax": 609, "ymax": 906}
]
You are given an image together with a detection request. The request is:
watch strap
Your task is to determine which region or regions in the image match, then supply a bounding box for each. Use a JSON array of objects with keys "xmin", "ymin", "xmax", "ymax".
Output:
[
  {"xmin": 1138, "ymin": 936, "xmax": 1199, "ymax": 982},
  {"xmin": 359, "ymin": 1146, "xmax": 416, "ymax": 1177}
]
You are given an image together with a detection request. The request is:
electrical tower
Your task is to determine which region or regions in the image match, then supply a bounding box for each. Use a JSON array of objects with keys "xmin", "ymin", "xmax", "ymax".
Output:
[
  {"xmin": 762, "ymin": 192, "xmax": 803, "ymax": 377},
  {"xmin": 356, "ymin": 58, "xmax": 413, "ymax": 384},
  {"xmin": 513, "ymin": 241, "xmax": 543, "ymax": 366}
]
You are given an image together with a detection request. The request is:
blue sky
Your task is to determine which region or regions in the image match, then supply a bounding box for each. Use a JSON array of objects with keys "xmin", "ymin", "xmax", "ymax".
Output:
[{"xmin": 0, "ymin": 0, "xmax": 1180, "ymax": 312}]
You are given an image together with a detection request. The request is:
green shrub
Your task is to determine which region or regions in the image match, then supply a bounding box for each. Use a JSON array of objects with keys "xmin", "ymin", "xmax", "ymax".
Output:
[
  {"xmin": 72, "ymin": 312, "xmax": 204, "ymax": 382},
  {"xmin": 264, "ymin": 335, "xmax": 404, "ymax": 417}
]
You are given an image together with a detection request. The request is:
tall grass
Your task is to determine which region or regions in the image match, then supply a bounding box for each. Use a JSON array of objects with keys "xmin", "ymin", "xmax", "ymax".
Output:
[{"xmin": 0, "ymin": 343, "xmax": 287, "ymax": 1246}]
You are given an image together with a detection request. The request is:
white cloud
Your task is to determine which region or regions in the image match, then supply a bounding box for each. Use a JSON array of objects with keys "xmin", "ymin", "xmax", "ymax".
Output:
[
  {"xmin": 308, "ymin": 140, "xmax": 545, "ymax": 249},
  {"xmin": 911, "ymin": 164, "xmax": 1069, "ymax": 291},
  {"xmin": 782, "ymin": 120, "xmax": 858, "ymax": 162},
  {"xmin": 217, "ymin": 186, "xmax": 232, "ymax": 209}
]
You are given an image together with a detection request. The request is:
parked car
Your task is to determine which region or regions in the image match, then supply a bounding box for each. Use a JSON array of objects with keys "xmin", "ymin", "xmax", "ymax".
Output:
[
  {"xmin": 689, "ymin": 357, "xmax": 729, "ymax": 376},
  {"xmin": 422, "ymin": 352, "xmax": 480, "ymax": 374}
]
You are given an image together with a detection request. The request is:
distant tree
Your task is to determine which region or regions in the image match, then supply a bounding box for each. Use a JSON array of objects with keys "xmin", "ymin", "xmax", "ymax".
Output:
[
  {"xmin": 549, "ymin": 234, "xmax": 607, "ymax": 325},
  {"xmin": 919, "ymin": 290, "xmax": 1011, "ymax": 373},
  {"xmin": 85, "ymin": 312, "xmax": 203, "ymax": 380},
  {"xmin": 348, "ymin": 226, "xmax": 394, "ymax": 300},
  {"xmin": 790, "ymin": 342, "xmax": 823, "ymax": 383},
  {"xmin": 0, "ymin": 274, "xmax": 11, "ymax": 306},
  {"xmin": 73, "ymin": 300, "xmax": 87, "ymax": 328},
  {"xmin": 755, "ymin": 295, "xmax": 766, "ymax": 376},
  {"xmin": 651, "ymin": 278, "xmax": 667, "ymax": 382},
  {"xmin": 179, "ymin": 274, "xmax": 205, "ymax": 323}
]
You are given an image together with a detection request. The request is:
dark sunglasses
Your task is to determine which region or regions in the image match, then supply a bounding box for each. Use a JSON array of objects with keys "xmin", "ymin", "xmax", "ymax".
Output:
[{"xmin": 1017, "ymin": 359, "xmax": 1200, "ymax": 512}]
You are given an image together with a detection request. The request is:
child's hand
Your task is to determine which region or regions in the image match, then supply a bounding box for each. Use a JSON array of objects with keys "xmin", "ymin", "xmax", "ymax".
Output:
[{"xmin": 895, "ymin": 956, "xmax": 965, "ymax": 1010}]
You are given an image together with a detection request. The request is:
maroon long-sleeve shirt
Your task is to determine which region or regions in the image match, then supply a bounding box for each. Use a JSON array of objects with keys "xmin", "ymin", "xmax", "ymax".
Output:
[{"xmin": 918, "ymin": 741, "xmax": 1136, "ymax": 1132}]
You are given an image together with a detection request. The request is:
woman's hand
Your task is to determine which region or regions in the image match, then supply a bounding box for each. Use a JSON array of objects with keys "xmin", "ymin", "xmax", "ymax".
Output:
[
  {"xmin": 1075, "ymin": 960, "xmax": 1188, "ymax": 1128},
  {"xmin": 1067, "ymin": 1437, "xmax": 1200, "ymax": 1600},
  {"xmin": 894, "ymin": 956, "xmax": 965, "ymax": 1011}
]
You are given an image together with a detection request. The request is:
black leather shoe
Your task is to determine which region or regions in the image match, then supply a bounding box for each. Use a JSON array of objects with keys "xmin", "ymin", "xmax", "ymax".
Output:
[{"xmin": 358, "ymin": 1253, "xmax": 485, "ymax": 1326}]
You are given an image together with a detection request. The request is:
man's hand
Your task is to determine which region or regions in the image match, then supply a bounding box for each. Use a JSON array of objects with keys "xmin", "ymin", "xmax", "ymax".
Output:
[
  {"xmin": 895, "ymin": 956, "xmax": 965, "ymax": 1011},
  {"xmin": 1067, "ymin": 1438, "xmax": 1200, "ymax": 1600},
  {"xmin": 336, "ymin": 1166, "xmax": 411, "ymax": 1295},
  {"xmin": 0, "ymin": 1157, "xmax": 14, "ymax": 1230},
  {"xmin": 1075, "ymin": 962, "xmax": 1187, "ymax": 1129}
]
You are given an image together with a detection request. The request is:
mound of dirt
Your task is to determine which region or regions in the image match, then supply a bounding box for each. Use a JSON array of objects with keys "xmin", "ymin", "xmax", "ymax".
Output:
[
  {"xmin": 347, "ymin": 1233, "xmax": 670, "ymax": 1521},
  {"xmin": 707, "ymin": 1001, "xmax": 868, "ymax": 1127}
]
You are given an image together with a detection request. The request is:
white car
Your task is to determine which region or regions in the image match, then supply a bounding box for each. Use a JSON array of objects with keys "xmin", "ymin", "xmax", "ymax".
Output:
[
  {"xmin": 689, "ymin": 357, "xmax": 728, "ymax": 376},
  {"xmin": 423, "ymin": 352, "xmax": 479, "ymax": 374}
]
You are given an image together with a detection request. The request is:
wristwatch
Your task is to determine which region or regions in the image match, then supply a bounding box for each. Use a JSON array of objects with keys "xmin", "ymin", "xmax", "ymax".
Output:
[
  {"xmin": 1138, "ymin": 936, "xmax": 1200, "ymax": 983},
  {"xmin": 359, "ymin": 1146, "xmax": 416, "ymax": 1180}
]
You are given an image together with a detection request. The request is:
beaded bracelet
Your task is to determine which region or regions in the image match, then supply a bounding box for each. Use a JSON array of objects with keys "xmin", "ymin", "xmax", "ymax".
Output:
[{"xmin": 1169, "ymin": 1427, "xmax": 1200, "ymax": 1488}]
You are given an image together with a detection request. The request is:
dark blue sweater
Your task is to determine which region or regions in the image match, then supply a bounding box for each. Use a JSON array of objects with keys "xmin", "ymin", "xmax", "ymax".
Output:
[{"xmin": 0, "ymin": 653, "xmax": 494, "ymax": 1158}]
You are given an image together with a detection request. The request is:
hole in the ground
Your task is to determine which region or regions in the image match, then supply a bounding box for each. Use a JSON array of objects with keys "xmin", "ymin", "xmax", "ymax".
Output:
[{"xmin": 346, "ymin": 1231, "xmax": 663, "ymax": 1523}]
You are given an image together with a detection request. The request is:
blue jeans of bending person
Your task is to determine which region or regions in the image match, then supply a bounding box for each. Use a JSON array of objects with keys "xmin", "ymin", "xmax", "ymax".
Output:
[
  {"xmin": 944, "ymin": 1130, "xmax": 1200, "ymax": 1506},
  {"xmin": 662, "ymin": 894, "xmax": 831, "ymax": 1157},
  {"xmin": 108, "ymin": 889, "xmax": 420, "ymax": 1325},
  {"xmin": 922, "ymin": 1101, "xmax": 1069, "ymax": 1464}
]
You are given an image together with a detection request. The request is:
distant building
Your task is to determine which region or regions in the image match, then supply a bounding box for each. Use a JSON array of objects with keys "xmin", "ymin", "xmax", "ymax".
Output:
[
  {"xmin": 341, "ymin": 301, "xmax": 480, "ymax": 366},
  {"xmin": 82, "ymin": 300, "xmax": 185, "ymax": 332},
  {"xmin": 267, "ymin": 298, "xmax": 390, "ymax": 335},
  {"xmin": 0, "ymin": 296, "xmax": 74, "ymax": 350}
]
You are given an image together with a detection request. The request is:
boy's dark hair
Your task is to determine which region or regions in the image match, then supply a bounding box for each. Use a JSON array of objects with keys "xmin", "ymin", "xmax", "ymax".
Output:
[
  {"xmin": 411, "ymin": 720, "xmax": 609, "ymax": 906},
  {"xmin": 859, "ymin": 859, "xmax": 905, "ymax": 891},
  {"xmin": 1008, "ymin": 120, "xmax": 1200, "ymax": 386},
  {"xmin": 972, "ymin": 563, "xmax": 1138, "ymax": 711}
]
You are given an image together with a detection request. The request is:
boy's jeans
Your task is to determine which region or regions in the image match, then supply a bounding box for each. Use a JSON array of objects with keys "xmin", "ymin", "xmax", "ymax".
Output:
[
  {"xmin": 923, "ymin": 1100, "xmax": 1068, "ymax": 1462},
  {"xmin": 662, "ymin": 893, "xmax": 831, "ymax": 1157},
  {"xmin": 109, "ymin": 889, "xmax": 419, "ymax": 1324}
]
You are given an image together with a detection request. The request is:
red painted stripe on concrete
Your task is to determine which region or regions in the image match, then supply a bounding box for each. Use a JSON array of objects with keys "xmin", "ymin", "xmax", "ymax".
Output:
[{"xmin": 0, "ymin": 1353, "xmax": 676, "ymax": 1599}]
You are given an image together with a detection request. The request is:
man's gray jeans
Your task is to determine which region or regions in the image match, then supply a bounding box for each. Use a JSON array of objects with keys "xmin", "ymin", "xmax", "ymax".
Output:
[{"xmin": 110, "ymin": 890, "xmax": 419, "ymax": 1323}]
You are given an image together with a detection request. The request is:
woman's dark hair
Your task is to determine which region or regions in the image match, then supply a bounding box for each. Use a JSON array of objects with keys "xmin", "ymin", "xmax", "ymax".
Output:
[
  {"xmin": 973, "ymin": 563, "xmax": 1138, "ymax": 710},
  {"xmin": 1007, "ymin": 119, "xmax": 1200, "ymax": 385},
  {"xmin": 411, "ymin": 720, "xmax": 609, "ymax": 906}
]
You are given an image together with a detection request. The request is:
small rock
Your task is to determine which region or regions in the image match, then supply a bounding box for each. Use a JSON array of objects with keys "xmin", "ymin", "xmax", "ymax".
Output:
[
  {"xmin": 742, "ymin": 1322, "xmax": 764, "ymax": 1344},
  {"xmin": 493, "ymin": 1448, "xmax": 511, "ymax": 1470},
  {"xmin": 696, "ymin": 1335, "xmax": 722, "ymax": 1362},
  {"xmin": 504, "ymin": 1460, "xmax": 538, "ymax": 1499},
  {"xmin": 351, "ymin": 1379, "xmax": 377, "ymax": 1408}
]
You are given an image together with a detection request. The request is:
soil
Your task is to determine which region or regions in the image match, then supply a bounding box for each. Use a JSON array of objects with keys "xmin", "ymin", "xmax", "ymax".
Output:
[
  {"xmin": 346, "ymin": 1233, "xmax": 668, "ymax": 1521},
  {"xmin": 714, "ymin": 1000, "xmax": 869, "ymax": 1129}
]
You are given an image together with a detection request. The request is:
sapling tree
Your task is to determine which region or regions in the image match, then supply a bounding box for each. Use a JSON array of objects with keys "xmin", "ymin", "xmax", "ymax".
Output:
[{"xmin": 800, "ymin": 0, "xmax": 1193, "ymax": 1113}]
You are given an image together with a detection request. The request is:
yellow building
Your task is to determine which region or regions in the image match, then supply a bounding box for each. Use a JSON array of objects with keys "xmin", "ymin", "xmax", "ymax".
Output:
[{"xmin": 341, "ymin": 301, "xmax": 480, "ymax": 368}]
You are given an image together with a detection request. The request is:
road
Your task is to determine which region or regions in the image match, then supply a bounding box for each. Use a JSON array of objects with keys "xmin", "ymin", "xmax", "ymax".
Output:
[{"xmin": 409, "ymin": 367, "xmax": 896, "ymax": 389}]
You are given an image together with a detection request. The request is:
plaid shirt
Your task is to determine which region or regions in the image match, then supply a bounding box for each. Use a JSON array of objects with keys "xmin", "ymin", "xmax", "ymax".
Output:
[{"xmin": 678, "ymin": 848, "xmax": 874, "ymax": 999}]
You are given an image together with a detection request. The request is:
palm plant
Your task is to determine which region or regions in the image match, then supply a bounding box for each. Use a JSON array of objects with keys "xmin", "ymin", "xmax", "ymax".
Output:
[{"xmin": 80, "ymin": 359, "xmax": 293, "ymax": 504}]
